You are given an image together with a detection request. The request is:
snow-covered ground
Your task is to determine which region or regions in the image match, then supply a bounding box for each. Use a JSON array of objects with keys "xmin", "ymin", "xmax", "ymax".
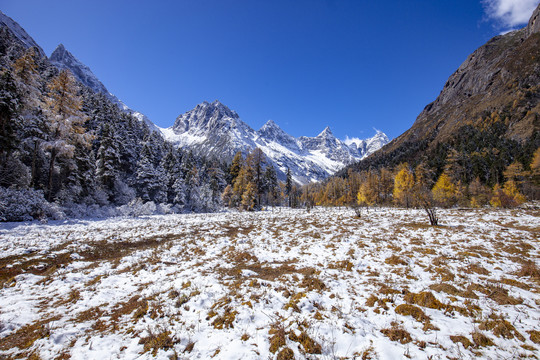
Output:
[{"xmin": 0, "ymin": 207, "xmax": 539, "ymax": 359}]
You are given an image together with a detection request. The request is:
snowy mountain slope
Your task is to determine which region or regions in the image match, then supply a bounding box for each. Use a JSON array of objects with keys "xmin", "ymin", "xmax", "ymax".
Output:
[
  {"xmin": 344, "ymin": 131, "xmax": 390, "ymax": 159},
  {"xmin": 0, "ymin": 10, "xmax": 45, "ymax": 58},
  {"xmin": 49, "ymin": 44, "xmax": 160, "ymax": 132},
  {"xmin": 163, "ymin": 101, "xmax": 389, "ymax": 184}
]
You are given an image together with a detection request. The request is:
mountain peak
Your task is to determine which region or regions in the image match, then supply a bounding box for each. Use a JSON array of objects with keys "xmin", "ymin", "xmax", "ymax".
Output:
[
  {"xmin": 172, "ymin": 100, "xmax": 243, "ymax": 135},
  {"xmin": 261, "ymin": 119, "xmax": 278, "ymax": 129},
  {"xmin": 318, "ymin": 126, "xmax": 333, "ymax": 137},
  {"xmin": 49, "ymin": 44, "xmax": 109, "ymax": 96},
  {"xmin": 194, "ymin": 100, "xmax": 238, "ymax": 118},
  {"xmin": 48, "ymin": 43, "xmax": 159, "ymax": 132},
  {"xmin": 258, "ymin": 119, "xmax": 296, "ymax": 147}
]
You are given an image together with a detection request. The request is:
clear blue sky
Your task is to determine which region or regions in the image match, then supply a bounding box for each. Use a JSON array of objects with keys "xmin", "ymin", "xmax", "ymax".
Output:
[{"xmin": 1, "ymin": 0, "xmax": 538, "ymax": 140}]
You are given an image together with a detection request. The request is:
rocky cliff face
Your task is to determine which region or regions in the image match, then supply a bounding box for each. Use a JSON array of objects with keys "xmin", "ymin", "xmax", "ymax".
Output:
[
  {"xmin": 527, "ymin": 3, "xmax": 540, "ymax": 37},
  {"xmin": 163, "ymin": 100, "xmax": 389, "ymax": 184}
]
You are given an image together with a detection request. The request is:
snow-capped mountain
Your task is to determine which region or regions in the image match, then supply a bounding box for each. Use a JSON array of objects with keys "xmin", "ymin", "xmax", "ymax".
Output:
[
  {"xmin": 162, "ymin": 100, "xmax": 389, "ymax": 184},
  {"xmin": 1, "ymin": 10, "xmax": 388, "ymax": 185},
  {"xmin": 49, "ymin": 44, "xmax": 159, "ymax": 132},
  {"xmin": 344, "ymin": 131, "xmax": 390, "ymax": 159}
]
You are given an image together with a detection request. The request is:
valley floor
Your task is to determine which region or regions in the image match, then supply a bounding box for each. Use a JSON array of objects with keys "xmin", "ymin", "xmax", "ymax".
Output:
[{"xmin": 0, "ymin": 207, "xmax": 539, "ymax": 359}]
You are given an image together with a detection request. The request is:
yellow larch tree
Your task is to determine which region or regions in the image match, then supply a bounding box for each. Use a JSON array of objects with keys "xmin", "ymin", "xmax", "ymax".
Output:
[
  {"xmin": 393, "ymin": 164, "xmax": 414, "ymax": 208},
  {"xmin": 432, "ymin": 172, "xmax": 457, "ymax": 207}
]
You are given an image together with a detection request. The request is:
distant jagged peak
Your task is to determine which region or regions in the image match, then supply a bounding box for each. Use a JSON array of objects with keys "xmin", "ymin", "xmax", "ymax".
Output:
[
  {"xmin": 317, "ymin": 126, "xmax": 334, "ymax": 138},
  {"xmin": 261, "ymin": 119, "xmax": 278, "ymax": 128},
  {"xmin": 194, "ymin": 99, "xmax": 239, "ymax": 118},
  {"xmin": 0, "ymin": 10, "xmax": 45, "ymax": 57},
  {"xmin": 49, "ymin": 43, "xmax": 109, "ymax": 96},
  {"xmin": 259, "ymin": 119, "xmax": 283, "ymax": 133},
  {"xmin": 50, "ymin": 43, "xmax": 69, "ymax": 60},
  {"xmin": 344, "ymin": 129, "xmax": 390, "ymax": 152},
  {"xmin": 257, "ymin": 119, "xmax": 298, "ymax": 148}
]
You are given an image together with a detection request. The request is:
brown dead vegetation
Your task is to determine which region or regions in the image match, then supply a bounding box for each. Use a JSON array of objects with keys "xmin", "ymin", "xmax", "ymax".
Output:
[
  {"xmin": 381, "ymin": 322, "xmax": 412, "ymax": 344},
  {"xmin": 277, "ymin": 347, "xmax": 295, "ymax": 360},
  {"xmin": 394, "ymin": 304, "xmax": 430, "ymax": 323},
  {"xmin": 471, "ymin": 330, "xmax": 494, "ymax": 347},
  {"xmin": 527, "ymin": 330, "xmax": 540, "ymax": 344},
  {"xmin": 429, "ymin": 283, "xmax": 478, "ymax": 299},
  {"xmin": 385, "ymin": 255, "xmax": 407, "ymax": 266},
  {"xmin": 404, "ymin": 291, "xmax": 444, "ymax": 309},
  {"xmin": 289, "ymin": 331, "xmax": 322, "ymax": 354},
  {"xmin": 139, "ymin": 329, "xmax": 175, "ymax": 356},
  {"xmin": 479, "ymin": 315, "xmax": 524, "ymax": 341},
  {"xmin": 450, "ymin": 335, "xmax": 473, "ymax": 348}
]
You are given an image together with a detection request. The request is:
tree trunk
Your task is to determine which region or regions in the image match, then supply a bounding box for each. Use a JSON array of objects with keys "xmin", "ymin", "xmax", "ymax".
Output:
[
  {"xmin": 424, "ymin": 205, "xmax": 438, "ymax": 226},
  {"xmin": 47, "ymin": 147, "xmax": 57, "ymax": 201},
  {"xmin": 31, "ymin": 140, "xmax": 38, "ymax": 188}
]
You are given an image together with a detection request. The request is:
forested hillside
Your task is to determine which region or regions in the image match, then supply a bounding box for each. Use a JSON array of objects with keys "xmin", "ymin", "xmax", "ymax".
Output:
[{"xmin": 0, "ymin": 27, "xmax": 229, "ymax": 220}]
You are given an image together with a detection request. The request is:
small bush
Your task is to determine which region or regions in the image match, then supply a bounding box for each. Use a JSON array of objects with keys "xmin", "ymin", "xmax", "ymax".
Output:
[
  {"xmin": 0, "ymin": 187, "xmax": 64, "ymax": 221},
  {"xmin": 139, "ymin": 330, "xmax": 174, "ymax": 355}
]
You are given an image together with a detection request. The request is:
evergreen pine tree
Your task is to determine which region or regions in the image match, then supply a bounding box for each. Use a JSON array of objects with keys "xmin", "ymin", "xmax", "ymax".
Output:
[{"xmin": 286, "ymin": 167, "xmax": 292, "ymax": 207}]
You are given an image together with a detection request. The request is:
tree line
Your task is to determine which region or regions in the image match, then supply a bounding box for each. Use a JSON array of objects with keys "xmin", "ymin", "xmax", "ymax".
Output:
[{"xmin": 301, "ymin": 151, "xmax": 540, "ymax": 211}]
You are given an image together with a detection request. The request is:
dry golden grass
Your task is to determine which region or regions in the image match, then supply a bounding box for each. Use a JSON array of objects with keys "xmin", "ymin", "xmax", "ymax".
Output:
[
  {"xmin": 471, "ymin": 330, "xmax": 494, "ymax": 347},
  {"xmin": 385, "ymin": 255, "xmax": 407, "ymax": 266},
  {"xmin": 479, "ymin": 315, "xmax": 525, "ymax": 341},
  {"xmin": 276, "ymin": 347, "xmax": 295, "ymax": 360},
  {"xmin": 269, "ymin": 323, "xmax": 287, "ymax": 354},
  {"xmin": 450, "ymin": 335, "xmax": 473, "ymax": 348},
  {"xmin": 404, "ymin": 291, "xmax": 444, "ymax": 309},
  {"xmin": 139, "ymin": 329, "xmax": 175, "ymax": 356},
  {"xmin": 289, "ymin": 331, "xmax": 322, "ymax": 354},
  {"xmin": 394, "ymin": 304, "xmax": 430, "ymax": 323},
  {"xmin": 381, "ymin": 322, "xmax": 412, "ymax": 344},
  {"xmin": 527, "ymin": 330, "xmax": 540, "ymax": 344}
]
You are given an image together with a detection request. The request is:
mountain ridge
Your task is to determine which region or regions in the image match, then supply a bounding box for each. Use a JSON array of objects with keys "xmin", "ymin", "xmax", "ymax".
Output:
[
  {"xmin": 48, "ymin": 43, "xmax": 160, "ymax": 132},
  {"xmin": 0, "ymin": 10, "xmax": 389, "ymax": 185},
  {"xmin": 340, "ymin": 3, "xmax": 540, "ymax": 184},
  {"xmin": 164, "ymin": 100, "xmax": 389, "ymax": 184}
]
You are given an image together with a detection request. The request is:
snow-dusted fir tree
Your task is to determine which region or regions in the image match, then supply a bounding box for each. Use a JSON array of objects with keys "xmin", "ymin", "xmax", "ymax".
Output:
[
  {"xmin": 135, "ymin": 143, "xmax": 165, "ymax": 203},
  {"xmin": 96, "ymin": 123, "xmax": 121, "ymax": 202},
  {"xmin": 160, "ymin": 144, "xmax": 187, "ymax": 207},
  {"xmin": 264, "ymin": 165, "xmax": 279, "ymax": 207},
  {"xmin": 0, "ymin": 69, "xmax": 22, "ymax": 187}
]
